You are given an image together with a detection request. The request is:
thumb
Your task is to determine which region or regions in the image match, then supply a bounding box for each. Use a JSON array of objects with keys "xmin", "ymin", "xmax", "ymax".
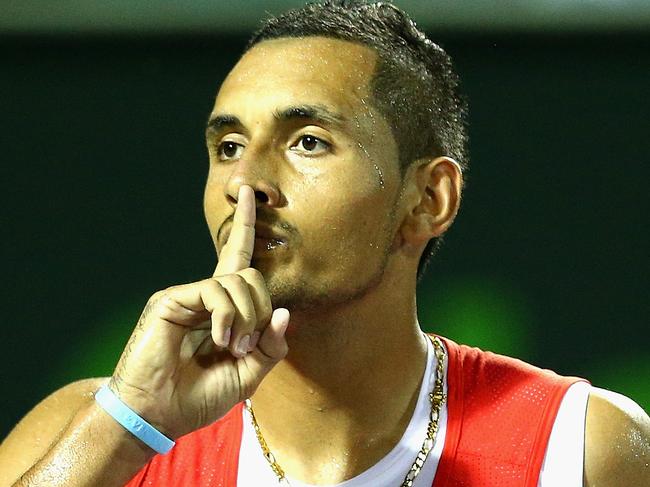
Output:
[{"xmin": 239, "ymin": 308, "xmax": 290, "ymax": 385}]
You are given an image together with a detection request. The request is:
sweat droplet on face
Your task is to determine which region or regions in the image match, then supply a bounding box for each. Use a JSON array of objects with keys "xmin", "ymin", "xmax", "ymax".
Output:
[
  {"xmin": 357, "ymin": 97, "xmax": 385, "ymax": 190},
  {"xmin": 356, "ymin": 140, "xmax": 386, "ymax": 190},
  {"xmin": 360, "ymin": 97, "xmax": 376, "ymax": 144},
  {"xmin": 373, "ymin": 163, "xmax": 385, "ymax": 189}
]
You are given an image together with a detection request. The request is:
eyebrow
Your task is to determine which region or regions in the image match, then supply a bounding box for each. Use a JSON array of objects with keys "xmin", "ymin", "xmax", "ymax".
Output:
[
  {"xmin": 273, "ymin": 105, "xmax": 347, "ymax": 127},
  {"xmin": 205, "ymin": 104, "xmax": 347, "ymax": 136},
  {"xmin": 205, "ymin": 114, "xmax": 242, "ymax": 134}
]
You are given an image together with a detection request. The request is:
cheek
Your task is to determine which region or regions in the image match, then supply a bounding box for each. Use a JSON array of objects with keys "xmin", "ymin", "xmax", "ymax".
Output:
[{"xmin": 300, "ymin": 176, "xmax": 392, "ymax": 254}]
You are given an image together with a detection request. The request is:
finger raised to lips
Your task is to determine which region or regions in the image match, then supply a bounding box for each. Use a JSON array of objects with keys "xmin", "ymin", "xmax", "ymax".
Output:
[{"xmin": 214, "ymin": 185, "xmax": 256, "ymax": 276}]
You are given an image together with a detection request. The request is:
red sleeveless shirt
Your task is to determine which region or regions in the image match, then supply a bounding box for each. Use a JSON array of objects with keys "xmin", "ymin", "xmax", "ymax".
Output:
[{"xmin": 124, "ymin": 336, "xmax": 584, "ymax": 486}]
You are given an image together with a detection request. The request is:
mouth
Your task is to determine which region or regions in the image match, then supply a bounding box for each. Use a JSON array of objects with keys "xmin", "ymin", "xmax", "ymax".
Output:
[
  {"xmin": 254, "ymin": 236, "xmax": 286, "ymax": 253},
  {"xmin": 254, "ymin": 235, "xmax": 286, "ymax": 253},
  {"xmin": 219, "ymin": 221, "xmax": 288, "ymax": 256}
]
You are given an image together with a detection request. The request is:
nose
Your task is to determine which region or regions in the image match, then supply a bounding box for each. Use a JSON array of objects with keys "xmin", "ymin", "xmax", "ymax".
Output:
[
  {"xmin": 224, "ymin": 176, "xmax": 282, "ymax": 209},
  {"xmin": 222, "ymin": 136, "xmax": 284, "ymax": 210}
]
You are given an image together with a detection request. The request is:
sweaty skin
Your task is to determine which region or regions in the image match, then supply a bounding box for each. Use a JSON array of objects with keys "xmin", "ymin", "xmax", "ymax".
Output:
[
  {"xmin": 202, "ymin": 37, "xmax": 454, "ymax": 483},
  {"xmin": 0, "ymin": 35, "xmax": 647, "ymax": 487},
  {"xmin": 205, "ymin": 37, "xmax": 405, "ymax": 316}
]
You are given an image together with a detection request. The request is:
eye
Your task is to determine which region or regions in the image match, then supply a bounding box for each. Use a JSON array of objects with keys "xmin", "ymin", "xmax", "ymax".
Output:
[
  {"xmin": 291, "ymin": 135, "xmax": 330, "ymax": 155},
  {"xmin": 217, "ymin": 141, "xmax": 244, "ymax": 161}
]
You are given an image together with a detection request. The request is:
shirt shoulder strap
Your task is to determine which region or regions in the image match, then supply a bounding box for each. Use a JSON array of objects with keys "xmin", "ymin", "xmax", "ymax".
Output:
[{"xmin": 430, "ymin": 335, "xmax": 586, "ymax": 487}]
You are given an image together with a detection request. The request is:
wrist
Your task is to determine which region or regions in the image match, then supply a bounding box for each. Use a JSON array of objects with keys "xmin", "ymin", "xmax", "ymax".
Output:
[
  {"xmin": 106, "ymin": 378, "xmax": 176, "ymax": 438},
  {"xmin": 95, "ymin": 385, "xmax": 176, "ymax": 454},
  {"xmin": 81, "ymin": 400, "xmax": 159, "ymax": 463}
]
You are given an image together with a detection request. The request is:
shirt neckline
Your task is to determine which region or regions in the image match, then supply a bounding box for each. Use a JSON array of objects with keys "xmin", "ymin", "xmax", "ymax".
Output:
[{"xmin": 279, "ymin": 334, "xmax": 441, "ymax": 487}]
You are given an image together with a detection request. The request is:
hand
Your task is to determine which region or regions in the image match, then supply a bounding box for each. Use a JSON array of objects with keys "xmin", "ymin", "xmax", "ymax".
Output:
[{"xmin": 107, "ymin": 185, "xmax": 289, "ymax": 439}]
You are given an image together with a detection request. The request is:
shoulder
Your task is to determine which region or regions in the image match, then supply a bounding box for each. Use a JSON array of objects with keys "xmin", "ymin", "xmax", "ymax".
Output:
[
  {"xmin": 584, "ymin": 386, "xmax": 650, "ymax": 487},
  {"xmin": 10, "ymin": 377, "xmax": 109, "ymax": 431},
  {"xmin": 0, "ymin": 377, "xmax": 109, "ymax": 482},
  {"xmin": 438, "ymin": 335, "xmax": 575, "ymax": 387}
]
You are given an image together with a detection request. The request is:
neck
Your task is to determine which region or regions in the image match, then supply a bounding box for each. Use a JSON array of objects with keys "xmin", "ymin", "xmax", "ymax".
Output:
[{"xmin": 251, "ymin": 269, "xmax": 428, "ymax": 484}]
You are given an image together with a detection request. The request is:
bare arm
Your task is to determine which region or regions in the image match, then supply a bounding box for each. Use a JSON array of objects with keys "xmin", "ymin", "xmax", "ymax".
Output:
[
  {"xmin": 0, "ymin": 186, "xmax": 290, "ymax": 486},
  {"xmin": 584, "ymin": 387, "xmax": 650, "ymax": 487},
  {"xmin": 0, "ymin": 378, "xmax": 155, "ymax": 487}
]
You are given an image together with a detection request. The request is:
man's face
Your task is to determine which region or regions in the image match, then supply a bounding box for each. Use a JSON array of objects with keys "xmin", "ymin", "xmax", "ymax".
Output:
[{"xmin": 204, "ymin": 37, "xmax": 404, "ymax": 311}]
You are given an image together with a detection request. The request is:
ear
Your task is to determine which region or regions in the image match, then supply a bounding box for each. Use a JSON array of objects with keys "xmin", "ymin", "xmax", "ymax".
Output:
[{"xmin": 400, "ymin": 156, "xmax": 463, "ymax": 247}]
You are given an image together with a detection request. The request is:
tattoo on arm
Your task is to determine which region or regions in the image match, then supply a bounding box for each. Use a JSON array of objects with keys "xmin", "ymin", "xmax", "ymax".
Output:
[{"xmin": 109, "ymin": 297, "xmax": 159, "ymax": 395}]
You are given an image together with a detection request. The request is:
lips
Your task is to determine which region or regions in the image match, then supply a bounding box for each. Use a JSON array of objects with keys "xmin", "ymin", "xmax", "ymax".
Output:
[
  {"xmin": 220, "ymin": 222, "xmax": 287, "ymax": 251},
  {"xmin": 254, "ymin": 236, "xmax": 286, "ymax": 252},
  {"xmin": 253, "ymin": 225, "xmax": 286, "ymax": 252}
]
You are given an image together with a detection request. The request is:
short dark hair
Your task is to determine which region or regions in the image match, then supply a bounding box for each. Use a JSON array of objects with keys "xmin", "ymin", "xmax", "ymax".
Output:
[{"xmin": 247, "ymin": 0, "xmax": 468, "ymax": 281}]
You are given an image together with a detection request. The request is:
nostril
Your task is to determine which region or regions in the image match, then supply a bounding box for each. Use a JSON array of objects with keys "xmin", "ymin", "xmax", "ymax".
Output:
[{"xmin": 255, "ymin": 190, "xmax": 269, "ymax": 203}]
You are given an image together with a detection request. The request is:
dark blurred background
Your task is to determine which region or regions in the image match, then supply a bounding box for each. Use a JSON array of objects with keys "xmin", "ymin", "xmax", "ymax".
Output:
[{"xmin": 1, "ymin": 1, "xmax": 649, "ymax": 438}]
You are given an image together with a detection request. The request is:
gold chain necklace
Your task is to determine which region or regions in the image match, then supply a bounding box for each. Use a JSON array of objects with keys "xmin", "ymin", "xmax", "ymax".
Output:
[{"xmin": 245, "ymin": 335, "xmax": 447, "ymax": 487}]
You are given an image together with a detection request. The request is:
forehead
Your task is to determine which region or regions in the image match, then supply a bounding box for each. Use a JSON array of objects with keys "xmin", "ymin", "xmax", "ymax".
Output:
[{"xmin": 214, "ymin": 37, "xmax": 378, "ymax": 116}]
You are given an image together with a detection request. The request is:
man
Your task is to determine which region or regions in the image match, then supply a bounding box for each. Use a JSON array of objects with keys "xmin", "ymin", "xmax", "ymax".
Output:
[{"xmin": 1, "ymin": 1, "xmax": 648, "ymax": 486}]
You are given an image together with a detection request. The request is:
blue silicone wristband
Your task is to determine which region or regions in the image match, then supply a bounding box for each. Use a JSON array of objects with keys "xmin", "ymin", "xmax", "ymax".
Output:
[{"xmin": 95, "ymin": 384, "xmax": 175, "ymax": 454}]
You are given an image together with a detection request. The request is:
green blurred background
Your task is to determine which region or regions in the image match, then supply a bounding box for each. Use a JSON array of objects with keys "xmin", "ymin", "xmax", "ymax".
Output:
[{"xmin": 1, "ymin": 1, "xmax": 649, "ymax": 437}]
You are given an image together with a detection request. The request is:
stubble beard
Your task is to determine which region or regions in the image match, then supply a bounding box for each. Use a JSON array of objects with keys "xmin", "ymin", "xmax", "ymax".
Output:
[{"xmin": 264, "ymin": 223, "xmax": 396, "ymax": 314}]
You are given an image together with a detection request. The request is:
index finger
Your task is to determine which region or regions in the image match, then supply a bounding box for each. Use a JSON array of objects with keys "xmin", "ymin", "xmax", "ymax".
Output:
[{"xmin": 214, "ymin": 185, "xmax": 256, "ymax": 276}]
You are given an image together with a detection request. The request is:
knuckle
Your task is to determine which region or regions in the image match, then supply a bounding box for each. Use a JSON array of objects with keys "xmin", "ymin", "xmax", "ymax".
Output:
[
  {"xmin": 259, "ymin": 305, "xmax": 273, "ymax": 325},
  {"xmin": 205, "ymin": 278, "xmax": 223, "ymax": 292},
  {"xmin": 147, "ymin": 295, "xmax": 170, "ymax": 316},
  {"xmin": 218, "ymin": 273, "xmax": 245, "ymax": 287},
  {"xmin": 235, "ymin": 249, "xmax": 253, "ymax": 262},
  {"xmin": 239, "ymin": 269, "xmax": 269, "ymax": 296},
  {"xmin": 238, "ymin": 267, "xmax": 262, "ymax": 281},
  {"xmin": 211, "ymin": 326, "xmax": 227, "ymax": 349},
  {"xmin": 150, "ymin": 289, "xmax": 168, "ymax": 302},
  {"xmin": 241, "ymin": 309, "xmax": 257, "ymax": 325},
  {"xmin": 214, "ymin": 304, "xmax": 236, "ymax": 324},
  {"xmin": 258, "ymin": 341, "xmax": 288, "ymax": 363},
  {"xmin": 151, "ymin": 294, "xmax": 176, "ymax": 320}
]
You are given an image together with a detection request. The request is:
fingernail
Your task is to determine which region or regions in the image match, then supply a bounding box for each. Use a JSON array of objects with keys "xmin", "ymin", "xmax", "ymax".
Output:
[
  {"xmin": 279, "ymin": 319, "xmax": 289, "ymax": 336},
  {"xmin": 236, "ymin": 335, "xmax": 250, "ymax": 355},
  {"xmin": 249, "ymin": 331, "xmax": 261, "ymax": 351},
  {"xmin": 276, "ymin": 308, "xmax": 290, "ymax": 334},
  {"xmin": 220, "ymin": 327, "xmax": 231, "ymax": 347}
]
